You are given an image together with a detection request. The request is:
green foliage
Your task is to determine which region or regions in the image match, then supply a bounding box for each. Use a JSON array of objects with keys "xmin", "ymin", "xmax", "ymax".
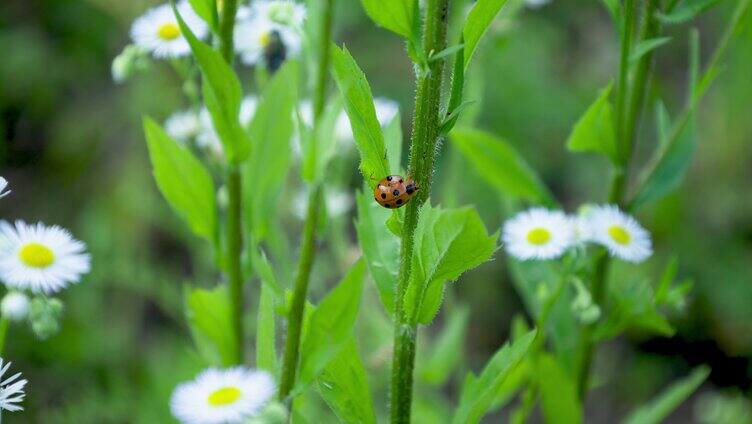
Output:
[
  {"xmin": 296, "ymin": 260, "xmax": 367, "ymax": 392},
  {"xmin": 451, "ymin": 127, "xmax": 554, "ymax": 205},
  {"xmin": 657, "ymin": 0, "xmax": 722, "ymax": 24},
  {"xmin": 403, "ymin": 203, "xmax": 498, "ymax": 324},
  {"xmin": 624, "ymin": 366, "xmax": 710, "ymax": 424},
  {"xmin": 566, "ymin": 82, "xmax": 619, "ymax": 164},
  {"xmin": 419, "ymin": 305, "xmax": 470, "ymax": 385},
  {"xmin": 331, "ymin": 45, "xmax": 391, "ymax": 184},
  {"xmin": 360, "ymin": 0, "xmax": 417, "ymax": 40},
  {"xmin": 256, "ymin": 281, "xmax": 277, "ymax": 374},
  {"xmin": 463, "ymin": 0, "xmax": 511, "ymax": 69},
  {"xmin": 453, "ymin": 330, "xmax": 537, "ymax": 424},
  {"xmin": 187, "ymin": 0, "xmax": 218, "ymax": 31},
  {"xmin": 301, "ymin": 98, "xmax": 343, "ymax": 182},
  {"xmin": 184, "ymin": 285, "xmax": 238, "ymax": 366},
  {"xmin": 384, "ymin": 114, "xmax": 403, "ymax": 174},
  {"xmin": 536, "ymin": 353, "xmax": 582, "ymax": 424},
  {"xmin": 173, "ymin": 4, "xmax": 251, "ymax": 163},
  {"xmin": 316, "ymin": 339, "xmax": 377, "ymax": 424},
  {"xmin": 243, "ymin": 61, "xmax": 298, "ymax": 241},
  {"xmin": 630, "ymin": 37, "xmax": 672, "ymax": 63},
  {"xmin": 355, "ymin": 190, "xmax": 400, "ymax": 314},
  {"xmin": 143, "ymin": 118, "xmax": 216, "ymax": 242}
]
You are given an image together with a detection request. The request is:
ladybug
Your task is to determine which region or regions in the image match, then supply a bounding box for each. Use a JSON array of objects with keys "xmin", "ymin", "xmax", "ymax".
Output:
[{"xmin": 373, "ymin": 175, "xmax": 419, "ymax": 209}]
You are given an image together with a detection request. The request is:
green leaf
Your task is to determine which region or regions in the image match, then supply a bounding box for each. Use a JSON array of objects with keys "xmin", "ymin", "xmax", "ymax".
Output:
[
  {"xmin": 655, "ymin": 99, "xmax": 671, "ymax": 149},
  {"xmin": 453, "ymin": 330, "xmax": 537, "ymax": 424},
  {"xmin": 355, "ymin": 190, "xmax": 400, "ymax": 314},
  {"xmin": 185, "ymin": 285, "xmax": 238, "ymax": 366},
  {"xmin": 429, "ymin": 43, "xmax": 465, "ymax": 62},
  {"xmin": 317, "ymin": 339, "xmax": 377, "ymax": 424},
  {"xmin": 463, "ymin": 0, "xmax": 511, "ymax": 69},
  {"xmin": 451, "ymin": 127, "xmax": 555, "ymax": 205},
  {"xmin": 173, "ymin": 4, "xmax": 251, "ymax": 163},
  {"xmin": 143, "ymin": 118, "xmax": 216, "ymax": 242},
  {"xmin": 244, "ymin": 61, "xmax": 298, "ymax": 241},
  {"xmin": 301, "ymin": 98, "xmax": 343, "ymax": 182},
  {"xmin": 296, "ymin": 260, "xmax": 367, "ymax": 391},
  {"xmin": 360, "ymin": 0, "xmax": 416, "ymax": 39},
  {"xmin": 595, "ymin": 277, "xmax": 675, "ymax": 340},
  {"xmin": 384, "ymin": 114, "xmax": 403, "ymax": 174},
  {"xmin": 566, "ymin": 82, "xmax": 619, "ymax": 164},
  {"xmin": 656, "ymin": 0, "xmax": 722, "ymax": 24},
  {"xmin": 630, "ymin": 116, "xmax": 697, "ymax": 209},
  {"xmin": 536, "ymin": 353, "xmax": 582, "ymax": 424},
  {"xmin": 404, "ymin": 204, "xmax": 498, "ymax": 324},
  {"xmin": 419, "ymin": 305, "xmax": 470, "ymax": 385},
  {"xmin": 256, "ymin": 281, "xmax": 277, "ymax": 373},
  {"xmin": 624, "ymin": 366, "xmax": 710, "ymax": 424},
  {"xmin": 331, "ymin": 46, "xmax": 390, "ymax": 184},
  {"xmin": 188, "ymin": 0, "xmax": 217, "ymax": 31},
  {"xmin": 630, "ymin": 37, "xmax": 672, "ymax": 63}
]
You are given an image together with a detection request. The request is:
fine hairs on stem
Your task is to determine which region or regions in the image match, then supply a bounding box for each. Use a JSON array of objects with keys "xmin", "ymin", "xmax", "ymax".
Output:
[
  {"xmin": 278, "ymin": 0, "xmax": 335, "ymax": 401},
  {"xmin": 390, "ymin": 0, "xmax": 451, "ymax": 422},
  {"xmin": 217, "ymin": 0, "xmax": 245, "ymax": 365}
]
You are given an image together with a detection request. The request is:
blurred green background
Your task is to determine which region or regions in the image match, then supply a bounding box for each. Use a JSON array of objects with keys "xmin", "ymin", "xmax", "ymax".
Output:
[{"xmin": 1, "ymin": 0, "xmax": 751, "ymax": 422}]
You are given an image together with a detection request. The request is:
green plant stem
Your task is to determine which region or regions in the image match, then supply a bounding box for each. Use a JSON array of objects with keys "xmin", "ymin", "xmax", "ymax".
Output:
[
  {"xmin": 576, "ymin": 252, "xmax": 610, "ymax": 397},
  {"xmin": 390, "ymin": 0, "xmax": 450, "ymax": 422},
  {"xmin": 218, "ymin": 0, "xmax": 238, "ymax": 63},
  {"xmin": 278, "ymin": 0, "xmax": 335, "ymax": 401},
  {"xmin": 615, "ymin": 0, "xmax": 637, "ymax": 164},
  {"xmin": 226, "ymin": 167, "xmax": 244, "ymax": 364},
  {"xmin": 0, "ymin": 318, "xmax": 8, "ymax": 355},
  {"xmin": 278, "ymin": 184, "xmax": 323, "ymax": 399}
]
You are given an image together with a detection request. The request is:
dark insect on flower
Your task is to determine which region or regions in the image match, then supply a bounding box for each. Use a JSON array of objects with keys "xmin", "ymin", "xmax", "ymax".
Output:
[
  {"xmin": 263, "ymin": 30, "xmax": 287, "ymax": 73},
  {"xmin": 373, "ymin": 175, "xmax": 419, "ymax": 209}
]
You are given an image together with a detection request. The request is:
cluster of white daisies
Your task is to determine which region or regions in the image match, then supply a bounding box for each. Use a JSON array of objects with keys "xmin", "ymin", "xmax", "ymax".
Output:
[
  {"xmin": 502, "ymin": 204, "xmax": 653, "ymax": 263},
  {"xmin": 114, "ymin": 0, "xmax": 305, "ymax": 82},
  {"xmin": 0, "ymin": 177, "xmax": 92, "ymax": 417}
]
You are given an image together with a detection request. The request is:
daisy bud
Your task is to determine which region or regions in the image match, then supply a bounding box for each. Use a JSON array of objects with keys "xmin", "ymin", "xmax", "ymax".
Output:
[
  {"xmin": 111, "ymin": 45, "xmax": 151, "ymax": 84},
  {"xmin": 1, "ymin": 292, "xmax": 30, "ymax": 322},
  {"xmin": 28, "ymin": 297, "xmax": 64, "ymax": 340}
]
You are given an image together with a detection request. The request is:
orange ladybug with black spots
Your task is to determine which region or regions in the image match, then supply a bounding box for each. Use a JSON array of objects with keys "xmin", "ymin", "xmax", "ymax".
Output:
[{"xmin": 373, "ymin": 175, "xmax": 419, "ymax": 209}]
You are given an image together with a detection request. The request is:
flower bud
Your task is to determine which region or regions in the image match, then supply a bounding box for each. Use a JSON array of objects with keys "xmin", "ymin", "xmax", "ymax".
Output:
[
  {"xmin": 28, "ymin": 297, "xmax": 64, "ymax": 340},
  {"xmin": 112, "ymin": 45, "xmax": 151, "ymax": 84}
]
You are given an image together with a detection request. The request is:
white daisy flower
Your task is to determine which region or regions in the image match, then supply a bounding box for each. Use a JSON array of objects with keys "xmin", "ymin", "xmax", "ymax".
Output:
[
  {"xmin": 196, "ymin": 96, "xmax": 258, "ymax": 155},
  {"xmin": 170, "ymin": 367, "xmax": 275, "ymax": 424},
  {"xmin": 586, "ymin": 205, "xmax": 653, "ymax": 263},
  {"xmin": 251, "ymin": 0, "xmax": 307, "ymax": 28},
  {"xmin": 0, "ymin": 221, "xmax": 91, "ymax": 294},
  {"xmin": 234, "ymin": 10, "xmax": 302, "ymax": 67},
  {"xmin": 165, "ymin": 109, "xmax": 202, "ymax": 143},
  {"xmin": 0, "ymin": 358, "xmax": 27, "ymax": 413},
  {"xmin": 0, "ymin": 177, "xmax": 9, "ymax": 199},
  {"xmin": 1, "ymin": 292, "xmax": 30, "ymax": 322},
  {"xmin": 334, "ymin": 97, "xmax": 400, "ymax": 142},
  {"xmin": 502, "ymin": 208, "xmax": 575, "ymax": 260},
  {"xmin": 130, "ymin": 1, "xmax": 208, "ymax": 59}
]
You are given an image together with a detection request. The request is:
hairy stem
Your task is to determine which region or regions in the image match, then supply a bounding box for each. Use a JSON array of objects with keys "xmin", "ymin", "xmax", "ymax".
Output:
[
  {"xmin": 278, "ymin": 0, "xmax": 335, "ymax": 401},
  {"xmin": 390, "ymin": 0, "xmax": 450, "ymax": 422}
]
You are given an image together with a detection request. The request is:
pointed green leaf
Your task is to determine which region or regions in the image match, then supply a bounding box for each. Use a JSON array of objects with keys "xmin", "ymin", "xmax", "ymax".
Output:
[
  {"xmin": 451, "ymin": 127, "xmax": 555, "ymax": 205},
  {"xmin": 296, "ymin": 260, "xmax": 367, "ymax": 391},
  {"xmin": 331, "ymin": 45, "xmax": 390, "ymax": 184},
  {"xmin": 463, "ymin": 0, "xmax": 511, "ymax": 69},
  {"xmin": 656, "ymin": 0, "xmax": 722, "ymax": 24},
  {"xmin": 355, "ymin": 190, "xmax": 399, "ymax": 314},
  {"xmin": 404, "ymin": 204, "xmax": 498, "ymax": 325},
  {"xmin": 566, "ymin": 82, "xmax": 619, "ymax": 164},
  {"xmin": 624, "ymin": 366, "xmax": 710, "ymax": 424},
  {"xmin": 244, "ymin": 61, "xmax": 298, "ymax": 241},
  {"xmin": 630, "ymin": 37, "xmax": 672, "ymax": 63},
  {"xmin": 188, "ymin": 0, "xmax": 217, "ymax": 31},
  {"xmin": 453, "ymin": 330, "xmax": 537, "ymax": 424},
  {"xmin": 317, "ymin": 339, "xmax": 377, "ymax": 424},
  {"xmin": 173, "ymin": 4, "xmax": 250, "ymax": 163},
  {"xmin": 143, "ymin": 117, "xmax": 216, "ymax": 242},
  {"xmin": 360, "ymin": 0, "xmax": 416, "ymax": 39},
  {"xmin": 536, "ymin": 353, "xmax": 582, "ymax": 424},
  {"xmin": 185, "ymin": 284, "xmax": 238, "ymax": 366}
]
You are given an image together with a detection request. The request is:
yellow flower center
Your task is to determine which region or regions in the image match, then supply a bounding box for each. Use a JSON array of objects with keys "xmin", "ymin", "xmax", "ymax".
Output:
[
  {"xmin": 208, "ymin": 386, "xmax": 242, "ymax": 406},
  {"xmin": 19, "ymin": 243, "xmax": 55, "ymax": 268},
  {"xmin": 526, "ymin": 228, "xmax": 551, "ymax": 246},
  {"xmin": 608, "ymin": 225, "xmax": 631, "ymax": 245},
  {"xmin": 259, "ymin": 31, "xmax": 272, "ymax": 48},
  {"xmin": 158, "ymin": 23, "xmax": 181, "ymax": 41}
]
